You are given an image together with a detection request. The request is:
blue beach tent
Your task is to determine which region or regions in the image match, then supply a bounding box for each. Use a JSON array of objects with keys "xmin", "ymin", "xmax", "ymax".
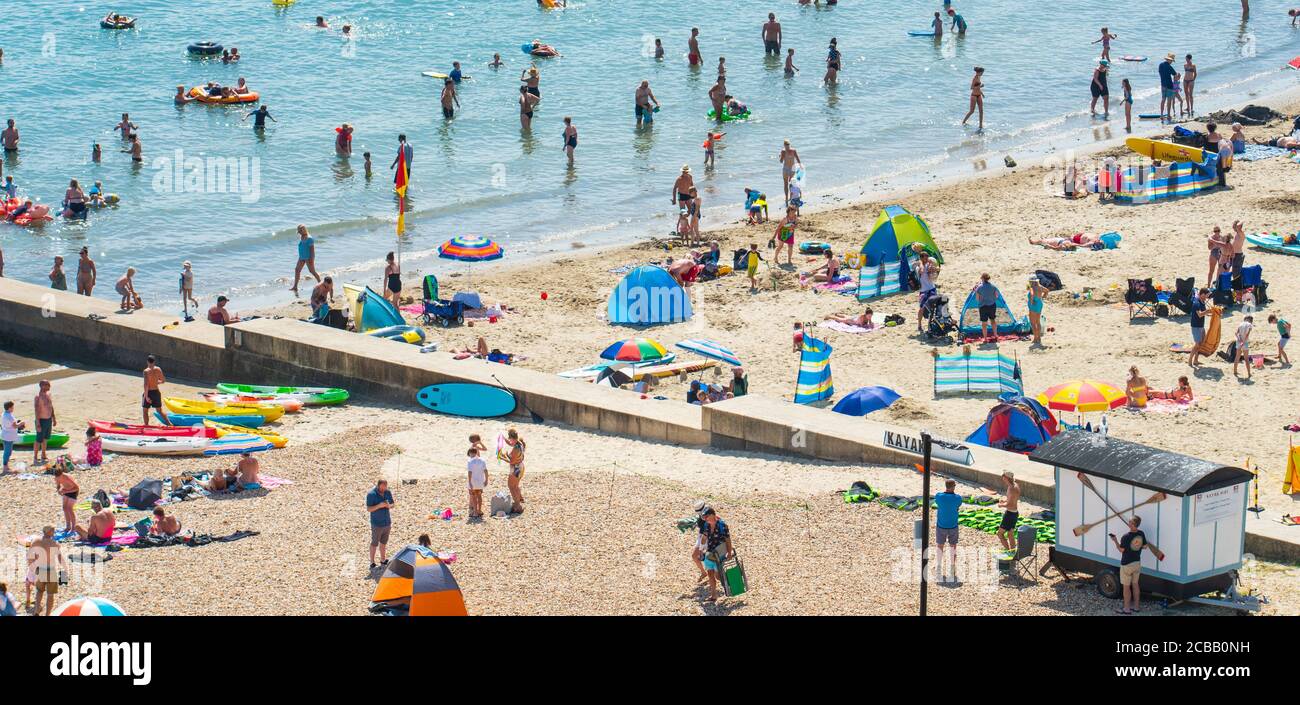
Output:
[
  {"xmin": 957, "ymin": 287, "xmax": 1029, "ymax": 336},
  {"xmin": 606, "ymin": 265, "xmax": 693, "ymax": 325},
  {"xmin": 966, "ymin": 396, "xmax": 1058, "ymax": 452}
]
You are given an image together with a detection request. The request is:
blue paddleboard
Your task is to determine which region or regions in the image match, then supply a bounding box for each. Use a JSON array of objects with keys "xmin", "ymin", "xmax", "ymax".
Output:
[
  {"xmin": 908, "ymin": 31, "xmax": 936, "ymax": 37},
  {"xmin": 416, "ymin": 383, "xmax": 517, "ymax": 418},
  {"xmin": 1137, "ymin": 113, "xmax": 1163, "ymax": 120}
]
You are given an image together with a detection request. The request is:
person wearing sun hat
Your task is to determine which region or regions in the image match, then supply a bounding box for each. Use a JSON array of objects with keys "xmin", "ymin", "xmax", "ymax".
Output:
[
  {"xmin": 1158, "ymin": 52, "xmax": 1178, "ymax": 121},
  {"xmin": 1090, "ymin": 58, "xmax": 1110, "ymax": 118},
  {"xmin": 672, "ymin": 164, "xmax": 695, "ymax": 211}
]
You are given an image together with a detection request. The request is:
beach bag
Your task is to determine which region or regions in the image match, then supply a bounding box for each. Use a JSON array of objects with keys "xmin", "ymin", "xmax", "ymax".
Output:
[
  {"xmin": 732, "ymin": 248, "xmax": 750, "ymax": 271},
  {"xmin": 1219, "ymin": 340, "xmax": 1238, "ymax": 362},
  {"xmin": 92, "ymin": 489, "xmax": 111, "ymax": 508},
  {"xmin": 128, "ymin": 479, "xmax": 163, "ymax": 510},
  {"xmin": 1098, "ymin": 232, "xmax": 1122, "ymax": 249}
]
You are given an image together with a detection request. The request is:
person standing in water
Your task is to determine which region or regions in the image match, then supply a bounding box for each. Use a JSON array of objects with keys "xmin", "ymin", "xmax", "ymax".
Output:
[
  {"xmin": 824, "ymin": 38, "xmax": 841, "ymax": 84},
  {"xmin": 335, "ymin": 123, "xmax": 353, "ymax": 156},
  {"xmin": 1121, "ymin": 78, "xmax": 1134, "ymax": 133},
  {"xmin": 1090, "ymin": 59, "xmax": 1110, "ymax": 118},
  {"xmin": 113, "ymin": 113, "xmax": 137, "ymax": 140},
  {"xmin": 561, "ymin": 116, "xmax": 577, "ymax": 164},
  {"xmin": 2, "ymin": 119, "xmax": 19, "ymax": 152},
  {"xmin": 1092, "ymin": 27, "xmax": 1117, "ymax": 61},
  {"xmin": 48, "ymin": 256, "xmax": 66, "ymax": 291},
  {"xmin": 520, "ymin": 65, "xmax": 541, "ymax": 100},
  {"xmin": 519, "ymin": 86, "xmax": 540, "ymax": 129},
  {"xmin": 962, "ymin": 66, "xmax": 985, "ymax": 129},
  {"xmin": 687, "ymin": 27, "xmax": 702, "ymax": 67},
  {"xmin": 783, "ymin": 48, "xmax": 799, "ymax": 77},
  {"xmin": 635, "ymin": 80, "xmax": 659, "ymax": 126},
  {"xmin": 931, "ymin": 11, "xmax": 944, "ymax": 38},
  {"xmin": 708, "ymin": 76, "xmax": 727, "ymax": 119},
  {"xmin": 76, "ymin": 247, "xmax": 96, "ymax": 296},
  {"xmin": 291, "ymin": 224, "xmax": 321, "ymax": 298},
  {"xmin": 1183, "ymin": 54, "xmax": 1197, "ymax": 117},
  {"xmin": 440, "ymin": 78, "xmax": 460, "ymax": 120},
  {"xmin": 778, "ymin": 140, "xmax": 802, "ymax": 205},
  {"xmin": 762, "ymin": 13, "xmax": 782, "ymax": 56},
  {"xmin": 242, "ymin": 105, "xmax": 276, "ymax": 130},
  {"xmin": 947, "ymin": 7, "xmax": 967, "ymax": 34}
]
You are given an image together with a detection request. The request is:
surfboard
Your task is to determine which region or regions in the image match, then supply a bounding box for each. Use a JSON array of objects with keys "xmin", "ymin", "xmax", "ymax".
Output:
[
  {"xmin": 907, "ymin": 31, "xmax": 936, "ymax": 37},
  {"xmin": 416, "ymin": 383, "xmax": 517, "ymax": 418},
  {"xmin": 557, "ymin": 353, "xmax": 677, "ymax": 379},
  {"xmin": 1246, "ymin": 233, "xmax": 1300, "ymax": 256},
  {"xmin": 1125, "ymin": 137, "xmax": 1205, "ymax": 163},
  {"xmin": 628, "ymin": 360, "xmax": 718, "ymax": 380},
  {"xmin": 1120, "ymin": 55, "xmax": 1147, "ymax": 62},
  {"xmin": 422, "ymin": 71, "xmax": 449, "ymax": 79},
  {"xmin": 1137, "ymin": 113, "xmax": 1164, "ymax": 120}
]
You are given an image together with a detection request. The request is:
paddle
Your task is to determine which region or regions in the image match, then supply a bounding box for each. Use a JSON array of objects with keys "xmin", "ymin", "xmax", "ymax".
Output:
[
  {"xmin": 1072, "ymin": 491, "xmax": 1166, "ymax": 536},
  {"xmin": 1077, "ymin": 472, "xmax": 1166, "ymax": 561},
  {"xmin": 490, "ymin": 374, "xmax": 544, "ymax": 424}
]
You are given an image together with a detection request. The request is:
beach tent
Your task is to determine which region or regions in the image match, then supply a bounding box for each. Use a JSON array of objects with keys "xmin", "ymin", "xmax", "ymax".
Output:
[
  {"xmin": 371, "ymin": 545, "xmax": 468, "ymax": 616},
  {"xmin": 343, "ymin": 283, "xmax": 404, "ymax": 333},
  {"xmin": 957, "ymin": 287, "xmax": 1028, "ymax": 336},
  {"xmin": 933, "ymin": 350, "xmax": 1023, "ymax": 396},
  {"xmin": 606, "ymin": 265, "xmax": 693, "ymax": 325},
  {"xmin": 855, "ymin": 205, "xmax": 941, "ymax": 302},
  {"xmin": 966, "ymin": 396, "xmax": 1058, "ymax": 452}
]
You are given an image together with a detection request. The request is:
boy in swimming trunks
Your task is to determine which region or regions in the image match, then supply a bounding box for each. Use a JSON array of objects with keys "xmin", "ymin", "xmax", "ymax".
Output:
[{"xmin": 783, "ymin": 48, "xmax": 798, "ymax": 77}]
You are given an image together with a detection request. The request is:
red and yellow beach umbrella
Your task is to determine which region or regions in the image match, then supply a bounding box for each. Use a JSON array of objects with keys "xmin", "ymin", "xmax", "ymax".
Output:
[
  {"xmin": 600, "ymin": 337, "xmax": 668, "ymax": 362},
  {"xmin": 1037, "ymin": 379, "xmax": 1126, "ymax": 413},
  {"xmin": 371, "ymin": 545, "xmax": 467, "ymax": 616}
]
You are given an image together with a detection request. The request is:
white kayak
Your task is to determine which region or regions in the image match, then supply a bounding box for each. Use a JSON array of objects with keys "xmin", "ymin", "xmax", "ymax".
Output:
[
  {"xmin": 557, "ymin": 353, "xmax": 677, "ymax": 379},
  {"xmin": 100, "ymin": 434, "xmax": 210, "ymax": 456}
]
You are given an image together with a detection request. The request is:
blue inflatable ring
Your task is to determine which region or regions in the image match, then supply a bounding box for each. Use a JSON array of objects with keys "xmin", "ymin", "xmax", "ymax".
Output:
[{"xmin": 187, "ymin": 42, "xmax": 222, "ymax": 55}]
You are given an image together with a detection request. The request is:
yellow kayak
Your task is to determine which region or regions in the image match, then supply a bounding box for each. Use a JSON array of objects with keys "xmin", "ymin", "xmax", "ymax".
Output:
[
  {"xmin": 164, "ymin": 397, "xmax": 285, "ymax": 422},
  {"xmin": 203, "ymin": 419, "xmax": 288, "ymax": 448}
]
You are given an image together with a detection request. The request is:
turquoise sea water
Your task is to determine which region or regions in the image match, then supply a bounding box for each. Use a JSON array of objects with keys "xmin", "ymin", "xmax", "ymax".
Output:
[{"xmin": 0, "ymin": 0, "xmax": 1296, "ymax": 311}]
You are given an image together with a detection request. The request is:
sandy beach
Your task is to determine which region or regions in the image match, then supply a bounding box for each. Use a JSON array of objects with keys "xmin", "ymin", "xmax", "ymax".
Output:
[
  {"xmin": 256, "ymin": 94, "xmax": 1300, "ymax": 517},
  {"xmin": 1, "ymin": 364, "xmax": 1294, "ymax": 616}
]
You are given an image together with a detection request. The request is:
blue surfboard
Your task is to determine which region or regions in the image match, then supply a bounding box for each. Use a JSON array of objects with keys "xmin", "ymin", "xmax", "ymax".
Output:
[
  {"xmin": 908, "ymin": 30, "xmax": 936, "ymax": 37},
  {"xmin": 416, "ymin": 383, "xmax": 517, "ymax": 418}
]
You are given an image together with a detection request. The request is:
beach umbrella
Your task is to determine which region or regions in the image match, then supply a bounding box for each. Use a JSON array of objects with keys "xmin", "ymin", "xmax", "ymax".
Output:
[
  {"xmin": 371, "ymin": 545, "xmax": 467, "ymax": 616},
  {"xmin": 595, "ymin": 366, "xmax": 634, "ymax": 387},
  {"xmin": 52, "ymin": 597, "xmax": 127, "ymax": 616},
  {"xmin": 675, "ymin": 338, "xmax": 742, "ymax": 367},
  {"xmin": 831, "ymin": 386, "xmax": 901, "ymax": 416},
  {"xmin": 1037, "ymin": 380, "xmax": 1125, "ymax": 413},
  {"xmin": 600, "ymin": 337, "xmax": 668, "ymax": 362},
  {"xmin": 437, "ymin": 235, "xmax": 504, "ymax": 262}
]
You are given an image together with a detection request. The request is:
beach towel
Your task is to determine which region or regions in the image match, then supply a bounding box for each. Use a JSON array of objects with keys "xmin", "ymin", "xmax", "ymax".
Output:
[
  {"xmin": 399, "ymin": 303, "xmax": 424, "ymax": 315},
  {"xmin": 961, "ymin": 333, "xmax": 1028, "ymax": 344},
  {"xmin": 1236, "ymin": 144, "xmax": 1289, "ymax": 162},
  {"xmin": 1126, "ymin": 397, "xmax": 1205, "ymax": 414},
  {"xmin": 463, "ymin": 305, "xmax": 506, "ymax": 320},
  {"xmin": 256, "ymin": 474, "xmax": 294, "ymax": 489},
  {"xmin": 818, "ymin": 320, "xmax": 885, "ymax": 335}
]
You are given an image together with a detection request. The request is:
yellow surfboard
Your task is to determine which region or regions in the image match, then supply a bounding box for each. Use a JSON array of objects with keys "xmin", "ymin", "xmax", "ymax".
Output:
[{"xmin": 1125, "ymin": 137, "xmax": 1205, "ymax": 164}]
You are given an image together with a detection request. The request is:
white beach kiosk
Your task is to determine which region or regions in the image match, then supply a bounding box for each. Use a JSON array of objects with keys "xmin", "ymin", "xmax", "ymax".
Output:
[{"xmin": 1029, "ymin": 431, "xmax": 1256, "ymax": 606}]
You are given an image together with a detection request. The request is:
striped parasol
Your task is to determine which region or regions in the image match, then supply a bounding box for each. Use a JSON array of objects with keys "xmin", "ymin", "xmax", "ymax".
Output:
[
  {"xmin": 600, "ymin": 337, "xmax": 669, "ymax": 362},
  {"xmin": 52, "ymin": 597, "xmax": 127, "ymax": 616},
  {"xmin": 371, "ymin": 545, "xmax": 467, "ymax": 616},
  {"xmin": 675, "ymin": 338, "xmax": 742, "ymax": 367},
  {"xmin": 1037, "ymin": 379, "xmax": 1126, "ymax": 413},
  {"xmin": 437, "ymin": 235, "xmax": 504, "ymax": 262}
]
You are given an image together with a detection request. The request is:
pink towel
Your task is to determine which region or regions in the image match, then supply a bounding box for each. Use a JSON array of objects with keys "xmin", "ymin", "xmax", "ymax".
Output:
[
  {"xmin": 257, "ymin": 474, "xmax": 294, "ymax": 489},
  {"xmin": 399, "ymin": 303, "xmax": 424, "ymax": 315}
]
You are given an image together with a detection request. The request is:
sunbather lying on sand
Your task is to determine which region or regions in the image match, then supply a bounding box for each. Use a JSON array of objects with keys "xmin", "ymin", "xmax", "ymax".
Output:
[
  {"xmin": 1252, "ymin": 131, "xmax": 1300, "ymax": 149},
  {"xmin": 1147, "ymin": 375, "xmax": 1194, "ymax": 402},
  {"xmin": 1028, "ymin": 233, "xmax": 1100, "ymax": 251},
  {"xmin": 824, "ymin": 307, "xmax": 874, "ymax": 328}
]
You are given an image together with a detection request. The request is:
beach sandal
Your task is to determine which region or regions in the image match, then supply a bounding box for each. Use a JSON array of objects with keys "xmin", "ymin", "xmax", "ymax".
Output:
[{"xmin": 1114, "ymin": 607, "xmax": 1131, "ymax": 615}]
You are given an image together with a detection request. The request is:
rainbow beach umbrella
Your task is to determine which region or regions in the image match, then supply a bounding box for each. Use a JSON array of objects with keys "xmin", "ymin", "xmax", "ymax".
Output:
[
  {"xmin": 52, "ymin": 597, "xmax": 127, "ymax": 616},
  {"xmin": 600, "ymin": 337, "xmax": 668, "ymax": 362},
  {"xmin": 1037, "ymin": 379, "xmax": 1126, "ymax": 413},
  {"xmin": 438, "ymin": 235, "xmax": 504, "ymax": 262}
]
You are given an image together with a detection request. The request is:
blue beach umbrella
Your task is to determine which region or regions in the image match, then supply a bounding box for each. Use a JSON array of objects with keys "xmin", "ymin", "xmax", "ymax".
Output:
[
  {"xmin": 675, "ymin": 338, "xmax": 742, "ymax": 367},
  {"xmin": 831, "ymin": 386, "xmax": 901, "ymax": 416}
]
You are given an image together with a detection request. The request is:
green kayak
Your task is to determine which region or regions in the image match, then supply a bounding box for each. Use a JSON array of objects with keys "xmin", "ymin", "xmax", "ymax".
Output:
[
  {"xmin": 215, "ymin": 383, "xmax": 350, "ymax": 406},
  {"xmin": 14, "ymin": 431, "xmax": 70, "ymax": 449}
]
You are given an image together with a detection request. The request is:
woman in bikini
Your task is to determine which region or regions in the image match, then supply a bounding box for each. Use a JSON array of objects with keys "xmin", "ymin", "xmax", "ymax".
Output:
[
  {"xmin": 1182, "ymin": 54, "xmax": 1197, "ymax": 117},
  {"xmin": 504, "ymin": 428, "xmax": 526, "ymax": 514},
  {"xmin": 1207, "ymin": 227, "xmax": 1229, "ymax": 285},
  {"xmin": 54, "ymin": 466, "xmax": 79, "ymax": 532},
  {"xmin": 808, "ymin": 249, "xmax": 840, "ymax": 283},
  {"xmin": 962, "ymin": 66, "xmax": 984, "ymax": 129},
  {"xmin": 1149, "ymin": 376, "xmax": 1194, "ymax": 402},
  {"xmin": 1125, "ymin": 366, "xmax": 1148, "ymax": 409},
  {"xmin": 518, "ymin": 86, "xmax": 540, "ymax": 130},
  {"xmin": 824, "ymin": 307, "xmax": 873, "ymax": 329}
]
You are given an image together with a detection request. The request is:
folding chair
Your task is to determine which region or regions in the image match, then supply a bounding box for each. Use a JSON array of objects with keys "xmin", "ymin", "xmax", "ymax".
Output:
[
  {"xmin": 1168, "ymin": 277, "xmax": 1195, "ymax": 315},
  {"xmin": 1010, "ymin": 524, "xmax": 1039, "ymax": 582},
  {"xmin": 1124, "ymin": 278, "xmax": 1159, "ymax": 319}
]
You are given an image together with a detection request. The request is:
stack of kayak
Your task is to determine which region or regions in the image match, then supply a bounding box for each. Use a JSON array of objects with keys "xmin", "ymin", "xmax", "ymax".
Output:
[{"xmin": 88, "ymin": 421, "xmax": 274, "ymax": 457}]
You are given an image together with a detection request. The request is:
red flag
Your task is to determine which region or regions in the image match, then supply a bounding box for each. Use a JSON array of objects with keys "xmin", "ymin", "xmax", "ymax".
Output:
[{"xmin": 394, "ymin": 149, "xmax": 409, "ymax": 235}]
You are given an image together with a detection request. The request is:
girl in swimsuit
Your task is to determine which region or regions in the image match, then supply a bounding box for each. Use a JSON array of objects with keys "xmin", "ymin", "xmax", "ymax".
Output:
[
  {"xmin": 1208, "ymin": 227, "xmax": 1228, "ymax": 285},
  {"xmin": 504, "ymin": 428, "xmax": 526, "ymax": 514},
  {"xmin": 384, "ymin": 252, "xmax": 401, "ymax": 306},
  {"xmin": 1026, "ymin": 276, "xmax": 1048, "ymax": 346},
  {"xmin": 962, "ymin": 66, "xmax": 984, "ymax": 129},
  {"xmin": 1121, "ymin": 78, "xmax": 1133, "ymax": 133},
  {"xmin": 773, "ymin": 205, "xmax": 797, "ymax": 266}
]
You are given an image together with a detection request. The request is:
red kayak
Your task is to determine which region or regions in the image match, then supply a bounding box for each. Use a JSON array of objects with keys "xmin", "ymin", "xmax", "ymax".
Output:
[{"xmin": 89, "ymin": 420, "xmax": 215, "ymax": 438}]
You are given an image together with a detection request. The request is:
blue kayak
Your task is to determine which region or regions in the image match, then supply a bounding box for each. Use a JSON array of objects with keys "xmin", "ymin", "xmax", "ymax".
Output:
[{"xmin": 155, "ymin": 410, "xmax": 265, "ymax": 428}]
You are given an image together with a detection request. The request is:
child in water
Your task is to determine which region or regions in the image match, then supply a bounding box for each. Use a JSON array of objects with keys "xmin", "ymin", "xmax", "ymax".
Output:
[
  {"xmin": 784, "ymin": 48, "xmax": 798, "ymax": 77},
  {"xmin": 654, "ymin": 38, "xmax": 664, "ymax": 60},
  {"xmin": 363, "ymin": 152, "xmax": 373, "ymax": 179}
]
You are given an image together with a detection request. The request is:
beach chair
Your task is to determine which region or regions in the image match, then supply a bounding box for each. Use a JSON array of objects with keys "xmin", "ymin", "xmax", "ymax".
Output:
[
  {"xmin": 1168, "ymin": 277, "xmax": 1195, "ymax": 315},
  {"xmin": 1124, "ymin": 278, "xmax": 1159, "ymax": 320},
  {"xmin": 1008, "ymin": 524, "xmax": 1039, "ymax": 582},
  {"xmin": 419, "ymin": 274, "xmax": 467, "ymax": 328}
]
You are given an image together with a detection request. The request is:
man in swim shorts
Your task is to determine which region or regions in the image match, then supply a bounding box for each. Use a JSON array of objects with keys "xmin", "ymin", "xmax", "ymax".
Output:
[
  {"xmin": 1, "ymin": 119, "xmax": 18, "ymax": 152},
  {"xmin": 28, "ymin": 527, "xmax": 65, "ymax": 616},
  {"xmin": 635, "ymin": 80, "xmax": 659, "ymax": 126},
  {"xmin": 142, "ymin": 355, "xmax": 165, "ymax": 425},
  {"xmin": 973, "ymin": 273, "xmax": 1000, "ymax": 341},
  {"xmin": 243, "ymin": 105, "xmax": 276, "ymax": 130},
  {"xmin": 779, "ymin": 140, "xmax": 801, "ymax": 204},
  {"xmin": 74, "ymin": 500, "xmax": 116, "ymax": 543},
  {"xmin": 32, "ymin": 380, "xmax": 54, "ymax": 467},
  {"xmin": 762, "ymin": 13, "xmax": 781, "ymax": 56},
  {"xmin": 688, "ymin": 27, "xmax": 701, "ymax": 66}
]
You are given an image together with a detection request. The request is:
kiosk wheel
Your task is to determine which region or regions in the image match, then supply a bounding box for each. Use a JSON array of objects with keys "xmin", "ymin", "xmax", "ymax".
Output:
[{"xmin": 1095, "ymin": 568, "xmax": 1122, "ymax": 600}]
